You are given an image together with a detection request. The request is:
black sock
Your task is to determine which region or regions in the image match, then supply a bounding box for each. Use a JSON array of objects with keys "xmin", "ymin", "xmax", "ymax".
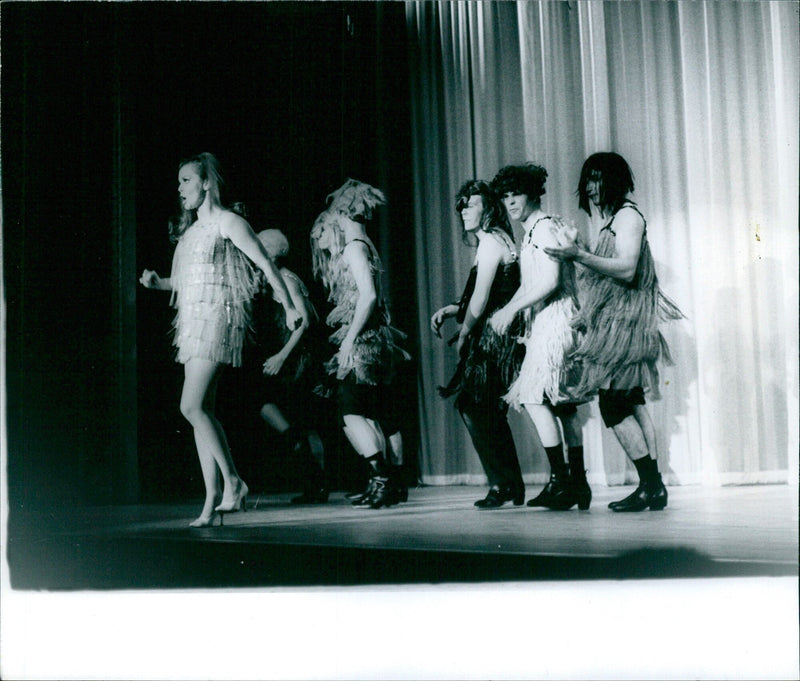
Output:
[
  {"xmin": 365, "ymin": 453, "xmax": 388, "ymax": 476},
  {"xmin": 544, "ymin": 444, "xmax": 568, "ymax": 476},
  {"xmin": 568, "ymin": 446, "xmax": 586, "ymax": 478},
  {"xmin": 633, "ymin": 456, "xmax": 657, "ymax": 485}
]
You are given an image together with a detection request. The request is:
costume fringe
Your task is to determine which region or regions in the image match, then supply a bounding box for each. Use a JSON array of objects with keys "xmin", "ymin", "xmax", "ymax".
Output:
[
  {"xmin": 169, "ymin": 220, "xmax": 258, "ymax": 368},
  {"xmin": 504, "ymin": 296, "xmax": 582, "ymax": 409},
  {"xmin": 571, "ymin": 217, "xmax": 684, "ymax": 399}
]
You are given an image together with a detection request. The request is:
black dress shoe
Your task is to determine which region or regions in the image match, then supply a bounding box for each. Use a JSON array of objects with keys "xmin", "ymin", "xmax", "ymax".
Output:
[
  {"xmin": 475, "ymin": 485, "xmax": 524, "ymax": 509},
  {"xmin": 527, "ymin": 474, "xmax": 576, "ymax": 510},
  {"xmin": 609, "ymin": 478, "xmax": 667, "ymax": 512}
]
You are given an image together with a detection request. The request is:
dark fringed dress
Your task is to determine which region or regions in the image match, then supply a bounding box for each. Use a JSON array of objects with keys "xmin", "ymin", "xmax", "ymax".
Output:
[
  {"xmin": 324, "ymin": 238, "xmax": 409, "ymax": 386},
  {"xmin": 571, "ymin": 202, "xmax": 684, "ymax": 399},
  {"xmin": 439, "ymin": 231, "xmax": 525, "ymax": 412}
]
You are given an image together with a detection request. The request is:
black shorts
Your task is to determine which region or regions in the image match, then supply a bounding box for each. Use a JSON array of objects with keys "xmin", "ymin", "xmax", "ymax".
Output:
[
  {"xmin": 598, "ymin": 387, "xmax": 646, "ymax": 428},
  {"xmin": 337, "ymin": 373, "xmax": 401, "ymax": 434}
]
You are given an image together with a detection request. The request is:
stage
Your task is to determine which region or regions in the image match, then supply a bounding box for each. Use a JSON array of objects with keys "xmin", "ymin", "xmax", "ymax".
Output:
[{"xmin": 8, "ymin": 483, "xmax": 797, "ymax": 590}]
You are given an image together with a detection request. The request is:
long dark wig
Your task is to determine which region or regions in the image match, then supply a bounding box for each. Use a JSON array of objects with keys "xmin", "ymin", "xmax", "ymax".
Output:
[{"xmin": 576, "ymin": 152, "xmax": 635, "ymax": 216}]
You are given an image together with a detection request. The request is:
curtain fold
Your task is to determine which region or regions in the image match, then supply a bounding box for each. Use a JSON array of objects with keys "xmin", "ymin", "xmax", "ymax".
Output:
[{"xmin": 408, "ymin": 0, "xmax": 798, "ymax": 487}]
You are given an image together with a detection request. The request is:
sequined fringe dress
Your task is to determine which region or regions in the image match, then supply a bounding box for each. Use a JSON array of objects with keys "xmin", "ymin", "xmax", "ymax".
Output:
[
  {"xmin": 571, "ymin": 202, "xmax": 684, "ymax": 399},
  {"xmin": 324, "ymin": 238, "xmax": 409, "ymax": 385},
  {"xmin": 169, "ymin": 219, "xmax": 257, "ymax": 367},
  {"xmin": 504, "ymin": 216, "xmax": 583, "ymax": 409},
  {"xmin": 439, "ymin": 232, "xmax": 524, "ymax": 411}
]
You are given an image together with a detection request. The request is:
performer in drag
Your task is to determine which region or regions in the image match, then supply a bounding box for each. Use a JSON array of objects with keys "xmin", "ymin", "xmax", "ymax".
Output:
[
  {"xmin": 490, "ymin": 163, "xmax": 590, "ymax": 511},
  {"xmin": 310, "ymin": 180, "xmax": 410, "ymax": 509},
  {"xmin": 431, "ymin": 179, "xmax": 526, "ymax": 508},
  {"xmin": 140, "ymin": 152, "xmax": 301, "ymax": 527},
  {"xmin": 545, "ymin": 152, "xmax": 683, "ymax": 512},
  {"xmin": 252, "ymin": 229, "xmax": 328, "ymax": 504}
]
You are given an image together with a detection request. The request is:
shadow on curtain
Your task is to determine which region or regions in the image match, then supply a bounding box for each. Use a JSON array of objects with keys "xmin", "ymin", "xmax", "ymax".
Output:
[{"xmin": 406, "ymin": 0, "xmax": 798, "ymax": 487}]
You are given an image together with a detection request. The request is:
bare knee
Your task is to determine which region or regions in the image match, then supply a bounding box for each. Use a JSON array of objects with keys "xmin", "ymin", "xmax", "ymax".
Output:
[{"xmin": 180, "ymin": 398, "xmax": 208, "ymax": 425}]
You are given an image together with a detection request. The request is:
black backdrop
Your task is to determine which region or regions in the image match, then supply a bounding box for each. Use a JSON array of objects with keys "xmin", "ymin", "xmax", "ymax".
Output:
[{"xmin": 3, "ymin": 2, "xmax": 418, "ymax": 510}]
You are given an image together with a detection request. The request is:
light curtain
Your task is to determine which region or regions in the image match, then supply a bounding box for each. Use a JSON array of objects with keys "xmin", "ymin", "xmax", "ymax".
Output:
[{"xmin": 407, "ymin": 1, "xmax": 798, "ymax": 487}]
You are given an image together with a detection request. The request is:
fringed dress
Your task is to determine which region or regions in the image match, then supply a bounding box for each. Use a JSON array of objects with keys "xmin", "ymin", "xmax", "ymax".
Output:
[
  {"xmin": 439, "ymin": 231, "xmax": 524, "ymax": 412},
  {"xmin": 169, "ymin": 218, "xmax": 257, "ymax": 367},
  {"xmin": 252, "ymin": 270, "xmax": 319, "ymax": 386},
  {"xmin": 504, "ymin": 215, "xmax": 583, "ymax": 409},
  {"xmin": 571, "ymin": 202, "xmax": 683, "ymax": 399},
  {"xmin": 324, "ymin": 238, "xmax": 409, "ymax": 385}
]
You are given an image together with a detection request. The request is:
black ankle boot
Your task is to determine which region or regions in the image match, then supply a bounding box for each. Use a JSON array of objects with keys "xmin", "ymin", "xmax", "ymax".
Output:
[
  {"xmin": 368, "ymin": 475, "xmax": 395, "ymax": 509},
  {"xmin": 570, "ymin": 468, "xmax": 592, "ymax": 510},
  {"xmin": 475, "ymin": 484, "xmax": 524, "ymax": 509},
  {"xmin": 609, "ymin": 474, "xmax": 668, "ymax": 512},
  {"xmin": 527, "ymin": 470, "xmax": 575, "ymax": 510}
]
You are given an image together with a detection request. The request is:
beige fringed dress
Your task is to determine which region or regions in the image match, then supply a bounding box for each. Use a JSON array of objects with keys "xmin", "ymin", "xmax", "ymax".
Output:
[
  {"xmin": 169, "ymin": 219, "xmax": 257, "ymax": 367},
  {"xmin": 571, "ymin": 202, "xmax": 683, "ymax": 399}
]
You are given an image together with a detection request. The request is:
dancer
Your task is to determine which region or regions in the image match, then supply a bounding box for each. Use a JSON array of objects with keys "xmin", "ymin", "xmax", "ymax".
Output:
[
  {"xmin": 252, "ymin": 229, "xmax": 327, "ymax": 504},
  {"xmin": 310, "ymin": 180, "xmax": 410, "ymax": 509},
  {"xmin": 544, "ymin": 152, "xmax": 683, "ymax": 512},
  {"xmin": 140, "ymin": 152, "xmax": 301, "ymax": 527},
  {"xmin": 490, "ymin": 163, "xmax": 589, "ymax": 511},
  {"xmin": 431, "ymin": 180, "xmax": 526, "ymax": 508}
]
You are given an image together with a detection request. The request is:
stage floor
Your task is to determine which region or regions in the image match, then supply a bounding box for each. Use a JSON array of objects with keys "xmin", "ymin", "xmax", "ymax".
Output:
[{"xmin": 7, "ymin": 483, "xmax": 797, "ymax": 589}]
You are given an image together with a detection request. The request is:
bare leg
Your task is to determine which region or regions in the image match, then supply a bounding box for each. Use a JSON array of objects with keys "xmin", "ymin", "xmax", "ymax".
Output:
[
  {"xmin": 523, "ymin": 403, "xmax": 562, "ymax": 449},
  {"xmin": 632, "ymin": 404, "xmax": 658, "ymax": 461},
  {"xmin": 342, "ymin": 414, "xmax": 386, "ymax": 458},
  {"xmin": 260, "ymin": 403, "xmax": 290, "ymax": 433},
  {"xmin": 180, "ymin": 358, "xmax": 246, "ymax": 517},
  {"xmin": 611, "ymin": 414, "xmax": 649, "ymax": 462}
]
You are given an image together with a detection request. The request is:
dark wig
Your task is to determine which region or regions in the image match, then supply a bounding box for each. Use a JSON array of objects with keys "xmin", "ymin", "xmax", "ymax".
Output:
[
  {"xmin": 490, "ymin": 163, "xmax": 548, "ymax": 203},
  {"xmin": 455, "ymin": 179, "xmax": 513, "ymax": 244},
  {"xmin": 576, "ymin": 152, "xmax": 635, "ymax": 215}
]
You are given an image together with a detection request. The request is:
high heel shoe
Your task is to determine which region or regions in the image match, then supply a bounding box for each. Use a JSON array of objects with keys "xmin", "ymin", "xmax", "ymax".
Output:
[
  {"xmin": 215, "ymin": 481, "xmax": 249, "ymax": 514},
  {"xmin": 475, "ymin": 484, "xmax": 525, "ymax": 509},
  {"xmin": 189, "ymin": 512, "xmax": 222, "ymax": 528}
]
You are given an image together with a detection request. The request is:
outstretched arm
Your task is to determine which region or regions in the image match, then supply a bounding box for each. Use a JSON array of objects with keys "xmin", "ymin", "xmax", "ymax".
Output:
[
  {"xmin": 544, "ymin": 207, "xmax": 643, "ymax": 283},
  {"xmin": 221, "ymin": 213, "xmax": 301, "ymax": 329},
  {"xmin": 140, "ymin": 269, "xmax": 172, "ymax": 291}
]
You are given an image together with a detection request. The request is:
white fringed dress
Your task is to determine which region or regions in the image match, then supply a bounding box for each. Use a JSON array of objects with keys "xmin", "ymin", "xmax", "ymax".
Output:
[{"xmin": 169, "ymin": 218, "xmax": 257, "ymax": 367}]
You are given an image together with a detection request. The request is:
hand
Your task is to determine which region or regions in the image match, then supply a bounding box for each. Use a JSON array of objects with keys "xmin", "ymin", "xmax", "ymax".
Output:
[
  {"xmin": 338, "ymin": 337, "xmax": 355, "ymax": 365},
  {"xmin": 284, "ymin": 307, "xmax": 303, "ymax": 331},
  {"xmin": 430, "ymin": 305, "xmax": 454, "ymax": 338},
  {"xmin": 139, "ymin": 269, "xmax": 161, "ymax": 289},
  {"xmin": 263, "ymin": 354, "xmax": 286, "ymax": 376},
  {"xmin": 544, "ymin": 221, "xmax": 580, "ymax": 262},
  {"xmin": 490, "ymin": 307, "xmax": 514, "ymax": 335}
]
